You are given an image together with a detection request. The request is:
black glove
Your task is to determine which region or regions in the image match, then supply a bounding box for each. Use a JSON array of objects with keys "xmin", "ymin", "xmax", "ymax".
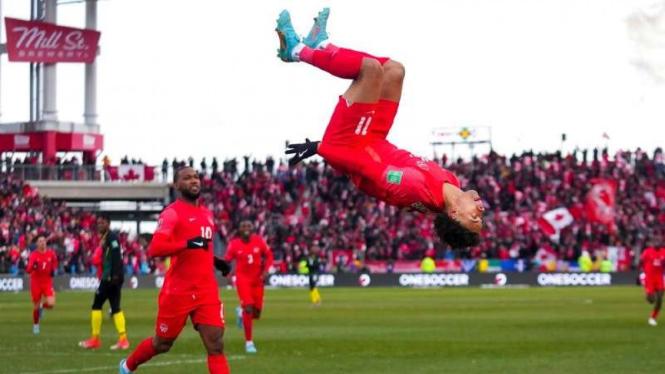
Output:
[
  {"xmin": 285, "ymin": 138, "xmax": 320, "ymax": 166},
  {"xmin": 186, "ymin": 236, "xmax": 209, "ymax": 250},
  {"xmin": 214, "ymin": 257, "xmax": 232, "ymax": 276}
]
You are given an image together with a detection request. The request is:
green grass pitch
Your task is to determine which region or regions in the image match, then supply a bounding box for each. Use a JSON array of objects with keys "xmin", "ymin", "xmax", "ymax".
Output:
[{"xmin": 0, "ymin": 286, "xmax": 662, "ymax": 374}]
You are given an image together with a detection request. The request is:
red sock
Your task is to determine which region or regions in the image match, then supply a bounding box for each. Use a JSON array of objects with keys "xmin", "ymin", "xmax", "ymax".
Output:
[
  {"xmin": 32, "ymin": 309, "xmax": 40, "ymax": 324},
  {"xmin": 336, "ymin": 46, "xmax": 389, "ymax": 65},
  {"xmin": 300, "ymin": 46, "xmax": 368, "ymax": 79},
  {"xmin": 242, "ymin": 310, "xmax": 253, "ymax": 342},
  {"xmin": 207, "ymin": 354, "xmax": 230, "ymax": 374},
  {"xmin": 41, "ymin": 302, "xmax": 53, "ymax": 309},
  {"xmin": 323, "ymin": 43, "xmax": 340, "ymax": 53},
  {"xmin": 126, "ymin": 337, "xmax": 158, "ymax": 371},
  {"xmin": 651, "ymin": 309, "xmax": 660, "ymax": 319}
]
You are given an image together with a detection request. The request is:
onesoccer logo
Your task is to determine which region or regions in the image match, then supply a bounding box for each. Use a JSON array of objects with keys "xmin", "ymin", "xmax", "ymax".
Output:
[
  {"xmin": 359, "ymin": 274, "xmax": 371, "ymax": 287},
  {"xmin": 159, "ymin": 323, "xmax": 169, "ymax": 333}
]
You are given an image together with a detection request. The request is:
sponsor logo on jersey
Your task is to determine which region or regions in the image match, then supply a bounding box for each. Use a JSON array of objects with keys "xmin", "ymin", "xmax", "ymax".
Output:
[{"xmin": 386, "ymin": 170, "xmax": 403, "ymax": 185}]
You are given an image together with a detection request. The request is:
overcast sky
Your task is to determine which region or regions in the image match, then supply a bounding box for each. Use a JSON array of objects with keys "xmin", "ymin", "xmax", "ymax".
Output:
[{"xmin": 1, "ymin": 0, "xmax": 664, "ymax": 166}]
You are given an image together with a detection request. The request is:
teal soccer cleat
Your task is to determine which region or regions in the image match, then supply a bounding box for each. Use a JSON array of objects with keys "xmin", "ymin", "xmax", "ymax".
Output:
[
  {"xmin": 119, "ymin": 359, "xmax": 132, "ymax": 374},
  {"xmin": 304, "ymin": 7, "xmax": 330, "ymax": 50},
  {"xmin": 275, "ymin": 10, "xmax": 302, "ymax": 62},
  {"xmin": 246, "ymin": 341, "xmax": 257, "ymax": 354}
]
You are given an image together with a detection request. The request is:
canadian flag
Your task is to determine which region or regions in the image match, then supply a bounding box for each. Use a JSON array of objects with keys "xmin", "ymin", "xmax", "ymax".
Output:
[
  {"xmin": 118, "ymin": 165, "xmax": 144, "ymax": 181},
  {"xmin": 538, "ymin": 207, "xmax": 575, "ymax": 239},
  {"xmin": 586, "ymin": 179, "xmax": 616, "ymax": 225}
]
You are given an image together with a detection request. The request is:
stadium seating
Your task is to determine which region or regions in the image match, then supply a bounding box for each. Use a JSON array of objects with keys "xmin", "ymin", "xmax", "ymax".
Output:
[{"xmin": 1, "ymin": 148, "xmax": 663, "ymax": 274}]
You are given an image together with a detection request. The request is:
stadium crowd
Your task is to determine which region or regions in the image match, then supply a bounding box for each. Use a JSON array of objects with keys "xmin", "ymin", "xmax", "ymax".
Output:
[{"xmin": 1, "ymin": 147, "xmax": 664, "ymax": 275}]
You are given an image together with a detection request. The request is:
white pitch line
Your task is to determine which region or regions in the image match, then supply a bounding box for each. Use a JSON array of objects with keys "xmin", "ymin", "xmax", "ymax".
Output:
[{"xmin": 16, "ymin": 356, "xmax": 246, "ymax": 374}]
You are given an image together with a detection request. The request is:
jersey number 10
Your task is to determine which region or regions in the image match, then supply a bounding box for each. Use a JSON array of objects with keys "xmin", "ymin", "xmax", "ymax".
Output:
[{"xmin": 200, "ymin": 226, "xmax": 213, "ymax": 239}]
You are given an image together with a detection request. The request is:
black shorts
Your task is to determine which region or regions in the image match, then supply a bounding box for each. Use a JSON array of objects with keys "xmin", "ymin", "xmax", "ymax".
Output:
[
  {"xmin": 92, "ymin": 280, "xmax": 123, "ymax": 314},
  {"xmin": 309, "ymin": 274, "xmax": 319, "ymax": 290}
]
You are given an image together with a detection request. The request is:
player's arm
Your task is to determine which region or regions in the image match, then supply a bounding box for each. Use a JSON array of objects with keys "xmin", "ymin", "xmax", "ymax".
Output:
[
  {"xmin": 262, "ymin": 240, "xmax": 274, "ymax": 278},
  {"xmin": 223, "ymin": 240, "xmax": 236, "ymax": 263},
  {"xmin": 149, "ymin": 209, "xmax": 207, "ymax": 257},
  {"xmin": 51, "ymin": 251, "xmax": 58, "ymax": 277},
  {"xmin": 26, "ymin": 252, "xmax": 36, "ymax": 274}
]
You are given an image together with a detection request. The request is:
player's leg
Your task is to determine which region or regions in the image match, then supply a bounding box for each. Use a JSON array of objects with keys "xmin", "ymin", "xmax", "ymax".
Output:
[
  {"xmin": 79, "ymin": 282, "xmax": 109, "ymax": 348},
  {"xmin": 193, "ymin": 301, "xmax": 230, "ymax": 374},
  {"xmin": 302, "ymin": 8, "xmax": 405, "ymax": 140},
  {"xmin": 121, "ymin": 335, "xmax": 177, "ymax": 374},
  {"xmin": 237, "ymin": 281, "xmax": 256, "ymax": 352},
  {"xmin": 252, "ymin": 284, "xmax": 265, "ymax": 320},
  {"xmin": 109, "ymin": 283, "xmax": 130, "ymax": 350},
  {"xmin": 309, "ymin": 275, "xmax": 321, "ymax": 306},
  {"xmin": 121, "ymin": 294, "xmax": 189, "ymax": 373},
  {"xmin": 30, "ymin": 281, "xmax": 42, "ymax": 333}
]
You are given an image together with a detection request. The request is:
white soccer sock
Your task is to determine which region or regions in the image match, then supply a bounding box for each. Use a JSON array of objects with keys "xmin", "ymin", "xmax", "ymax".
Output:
[{"xmin": 292, "ymin": 43, "xmax": 305, "ymax": 62}]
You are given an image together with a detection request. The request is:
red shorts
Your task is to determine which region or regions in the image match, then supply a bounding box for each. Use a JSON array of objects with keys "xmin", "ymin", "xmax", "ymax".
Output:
[
  {"xmin": 155, "ymin": 292, "xmax": 225, "ymax": 339},
  {"xmin": 30, "ymin": 278, "xmax": 54, "ymax": 303},
  {"xmin": 318, "ymin": 97, "xmax": 401, "ymax": 181},
  {"xmin": 236, "ymin": 278, "xmax": 265, "ymax": 310},
  {"xmin": 644, "ymin": 274, "xmax": 664, "ymax": 295}
]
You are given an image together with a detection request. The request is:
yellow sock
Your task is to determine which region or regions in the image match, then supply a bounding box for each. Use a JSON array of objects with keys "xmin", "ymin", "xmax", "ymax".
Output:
[
  {"xmin": 91, "ymin": 310, "xmax": 102, "ymax": 339},
  {"xmin": 112, "ymin": 311, "xmax": 127, "ymax": 339},
  {"xmin": 313, "ymin": 288, "xmax": 321, "ymax": 303},
  {"xmin": 309, "ymin": 290, "xmax": 316, "ymax": 304}
]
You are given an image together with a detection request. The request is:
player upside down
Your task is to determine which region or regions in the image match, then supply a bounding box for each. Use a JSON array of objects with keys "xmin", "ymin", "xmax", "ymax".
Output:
[{"xmin": 278, "ymin": 8, "xmax": 484, "ymax": 248}]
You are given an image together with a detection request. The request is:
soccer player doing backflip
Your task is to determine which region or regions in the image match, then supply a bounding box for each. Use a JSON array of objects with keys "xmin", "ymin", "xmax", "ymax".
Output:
[{"xmin": 277, "ymin": 8, "xmax": 485, "ymax": 248}]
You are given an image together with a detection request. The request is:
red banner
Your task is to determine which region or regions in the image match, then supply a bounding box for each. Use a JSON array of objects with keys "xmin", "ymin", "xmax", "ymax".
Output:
[
  {"xmin": 585, "ymin": 179, "xmax": 617, "ymax": 225},
  {"xmin": 0, "ymin": 132, "xmax": 103, "ymax": 152},
  {"xmin": 4, "ymin": 17, "xmax": 101, "ymax": 63}
]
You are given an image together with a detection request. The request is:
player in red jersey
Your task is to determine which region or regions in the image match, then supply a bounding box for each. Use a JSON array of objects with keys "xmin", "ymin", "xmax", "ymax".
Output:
[
  {"xmin": 640, "ymin": 243, "xmax": 665, "ymax": 326},
  {"xmin": 277, "ymin": 8, "xmax": 484, "ymax": 249},
  {"xmin": 224, "ymin": 220, "xmax": 274, "ymax": 353},
  {"xmin": 26, "ymin": 234, "xmax": 58, "ymax": 334},
  {"xmin": 119, "ymin": 167, "xmax": 232, "ymax": 374}
]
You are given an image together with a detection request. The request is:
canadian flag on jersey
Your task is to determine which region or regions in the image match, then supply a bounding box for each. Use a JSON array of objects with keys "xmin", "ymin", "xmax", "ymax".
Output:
[{"xmin": 538, "ymin": 207, "xmax": 575, "ymax": 239}]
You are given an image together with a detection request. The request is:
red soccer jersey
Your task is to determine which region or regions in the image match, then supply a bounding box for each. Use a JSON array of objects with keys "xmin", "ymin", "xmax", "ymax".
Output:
[
  {"xmin": 353, "ymin": 143, "xmax": 461, "ymax": 214},
  {"xmin": 26, "ymin": 249, "xmax": 58, "ymax": 279},
  {"xmin": 641, "ymin": 247, "xmax": 665, "ymax": 277},
  {"xmin": 152, "ymin": 200, "xmax": 218, "ymax": 295},
  {"xmin": 225, "ymin": 235, "xmax": 273, "ymax": 280}
]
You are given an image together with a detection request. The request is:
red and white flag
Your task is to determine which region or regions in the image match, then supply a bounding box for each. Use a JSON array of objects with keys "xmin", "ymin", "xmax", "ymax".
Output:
[
  {"xmin": 118, "ymin": 165, "xmax": 144, "ymax": 181},
  {"xmin": 585, "ymin": 179, "xmax": 617, "ymax": 225},
  {"xmin": 538, "ymin": 207, "xmax": 574, "ymax": 239}
]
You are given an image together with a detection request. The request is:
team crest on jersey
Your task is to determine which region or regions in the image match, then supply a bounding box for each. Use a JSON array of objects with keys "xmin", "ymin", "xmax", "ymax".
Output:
[
  {"xmin": 387, "ymin": 170, "xmax": 403, "ymax": 185},
  {"xmin": 253, "ymin": 247, "xmax": 259, "ymax": 253}
]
